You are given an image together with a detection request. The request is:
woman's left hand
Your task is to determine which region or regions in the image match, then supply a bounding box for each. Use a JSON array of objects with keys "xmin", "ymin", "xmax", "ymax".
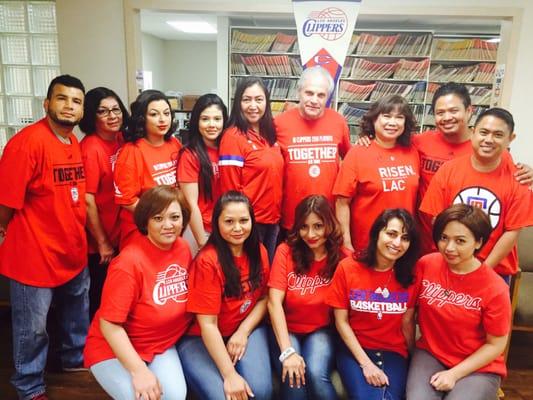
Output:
[
  {"xmin": 226, "ymin": 329, "xmax": 248, "ymax": 365},
  {"xmin": 430, "ymin": 369, "xmax": 458, "ymax": 392}
]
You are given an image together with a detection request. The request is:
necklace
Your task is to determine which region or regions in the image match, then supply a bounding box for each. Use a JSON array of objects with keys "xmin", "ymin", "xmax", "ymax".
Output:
[{"xmin": 374, "ymin": 267, "xmax": 394, "ymax": 320}]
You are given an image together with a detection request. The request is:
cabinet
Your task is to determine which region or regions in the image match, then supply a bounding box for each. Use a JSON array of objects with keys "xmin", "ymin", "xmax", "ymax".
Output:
[{"xmin": 228, "ymin": 27, "xmax": 499, "ymax": 141}]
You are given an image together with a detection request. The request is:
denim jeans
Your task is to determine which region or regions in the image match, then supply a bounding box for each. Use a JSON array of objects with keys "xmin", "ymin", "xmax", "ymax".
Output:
[
  {"xmin": 177, "ymin": 325, "xmax": 272, "ymax": 400},
  {"xmin": 88, "ymin": 253, "xmax": 109, "ymax": 320},
  {"xmin": 90, "ymin": 346, "xmax": 186, "ymax": 400},
  {"xmin": 336, "ymin": 341, "xmax": 407, "ymax": 400},
  {"xmin": 256, "ymin": 223, "xmax": 280, "ymax": 264},
  {"xmin": 9, "ymin": 267, "xmax": 90, "ymax": 399},
  {"xmin": 268, "ymin": 326, "xmax": 338, "ymax": 400},
  {"xmin": 406, "ymin": 348, "xmax": 500, "ymax": 400}
]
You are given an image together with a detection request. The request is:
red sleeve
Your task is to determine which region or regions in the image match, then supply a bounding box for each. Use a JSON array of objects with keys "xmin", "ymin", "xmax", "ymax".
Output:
[
  {"xmin": 176, "ymin": 149, "xmax": 200, "ymax": 184},
  {"xmin": 114, "ymin": 143, "xmax": 142, "ymax": 205},
  {"xmin": 186, "ymin": 249, "xmax": 224, "ymax": 315},
  {"xmin": 325, "ymin": 259, "xmax": 350, "ymax": 309},
  {"xmin": 0, "ymin": 133, "xmax": 36, "ymax": 209},
  {"xmin": 332, "ymin": 147, "xmax": 358, "ymax": 197},
  {"xmin": 503, "ymin": 183, "xmax": 533, "ymax": 231},
  {"xmin": 419, "ymin": 164, "xmax": 449, "ymax": 217},
  {"xmin": 81, "ymin": 139, "xmax": 102, "ymax": 194},
  {"xmin": 482, "ymin": 284, "xmax": 511, "ymax": 337},
  {"xmin": 339, "ymin": 120, "xmax": 352, "ymax": 158},
  {"xmin": 218, "ymin": 128, "xmax": 244, "ymax": 193},
  {"xmin": 268, "ymin": 243, "xmax": 290, "ymax": 291},
  {"xmin": 98, "ymin": 257, "xmax": 141, "ymax": 323}
]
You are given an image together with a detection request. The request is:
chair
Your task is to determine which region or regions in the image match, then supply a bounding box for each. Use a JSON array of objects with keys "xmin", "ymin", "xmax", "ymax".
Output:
[{"xmin": 512, "ymin": 226, "xmax": 533, "ymax": 332}]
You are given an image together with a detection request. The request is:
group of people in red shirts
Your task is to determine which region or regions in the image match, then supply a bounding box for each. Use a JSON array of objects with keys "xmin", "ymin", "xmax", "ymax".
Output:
[{"xmin": 0, "ymin": 68, "xmax": 532, "ymax": 400}]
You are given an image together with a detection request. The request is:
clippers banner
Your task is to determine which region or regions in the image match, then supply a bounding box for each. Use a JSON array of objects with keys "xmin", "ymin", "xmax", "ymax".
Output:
[{"xmin": 292, "ymin": 0, "xmax": 362, "ymax": 105}]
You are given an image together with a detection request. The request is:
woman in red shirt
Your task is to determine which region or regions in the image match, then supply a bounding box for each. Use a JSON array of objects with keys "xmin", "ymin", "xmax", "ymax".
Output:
[
  {"xmin": 267, "ymin": 194, "xmax": 345, "ymax": 399},
  {"xmin": 326, "ymin": 208, "xmax": 420, "ymax": 400},
  {"xmin": 177, "ymin": 191, "xmax": 272, "ymax": 400},
  {"xmin": 114, "ymin": 90, "xmax": 181, "ymax": 248},
  {"xmin": 406, "ymin": 204, "xmax": 511, "ymax": 400},
  {"xmin": 219, "ymin": 77, "xmax": 284, "ymax": 262},
  {"xmin": 177, "ymin": 94, "xmax": 228, "ymax": 254},
  {"xmin": 79, "ymin": 87, "xmax": 128, "ymax": 319},
  {"xmin": 84, "ymin": 185, "xmax": 192, "ymax": 400},
  {"xmin": 334, "ymin": 95, "xmax": 420, "ymax": 257}
]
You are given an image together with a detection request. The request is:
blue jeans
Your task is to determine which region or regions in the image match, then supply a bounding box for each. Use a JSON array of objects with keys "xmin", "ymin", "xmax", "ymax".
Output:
[
  {"xmin": 268, "ymin": 327, "xmax": 338, "ymax": 400},
  {"xmin": 90, "ymin": 346, "xmax": 186, "ymax": 400},
  {"xmin": 256, "ymin": 223, "xmax": 280, "ymax": 264},
  {"xmin": 9, "ymin": 267, "xmax": 90, "ymax": 399},
  {"xmin": 336, "ymin": 341, "xmax": 407, "ymax": 400},
  {"xmin": 177, "ymin": 325, "xmax": 272, "ymax": 400}
]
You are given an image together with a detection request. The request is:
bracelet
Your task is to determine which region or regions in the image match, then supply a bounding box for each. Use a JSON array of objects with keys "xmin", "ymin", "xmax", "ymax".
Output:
[
  {"xmin": 360, "ymin": 362, "xmax": 371, "ymax": 369},
  {"xmin": 279, "ymin": 346, "xmax": 296, "ymax": 363}
]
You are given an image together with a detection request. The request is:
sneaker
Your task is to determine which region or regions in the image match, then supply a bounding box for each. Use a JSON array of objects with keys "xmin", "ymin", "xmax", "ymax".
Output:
[
  {"xmin": 62, "ymin": 364, "xmax": 88, "ymax": 372},
  {"xmin": 30, "ymin": 393, "xmax": 49, "ymax": 400}
]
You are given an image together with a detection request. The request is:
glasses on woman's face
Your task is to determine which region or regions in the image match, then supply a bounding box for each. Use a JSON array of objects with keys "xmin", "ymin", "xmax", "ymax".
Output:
[{"xmin": 96, "ymin": 107, "xmax": 122, "ymax": 118}]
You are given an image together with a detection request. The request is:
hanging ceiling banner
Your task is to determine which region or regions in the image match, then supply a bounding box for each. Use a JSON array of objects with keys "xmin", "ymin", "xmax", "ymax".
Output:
[{"xmin": 292, "ymin": 0, "xmax": 362, "ymax": 105}]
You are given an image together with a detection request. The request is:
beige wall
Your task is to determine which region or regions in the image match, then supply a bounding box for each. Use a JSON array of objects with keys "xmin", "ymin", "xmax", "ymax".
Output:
[{"xmin": 141, "ymin": 33, "xmax": 165, "ymax": 91}]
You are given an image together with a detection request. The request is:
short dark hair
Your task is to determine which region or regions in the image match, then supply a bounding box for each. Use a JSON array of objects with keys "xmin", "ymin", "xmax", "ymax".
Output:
[
  {"xmin": 178, "ymin": 94, "xmax": 228, "ymax": 201},
  {"xmin": 124, "ymin": 90, "xmax": 177, "ymax": 143},
  {"xmin": 229, "ymin": 76, "xmax": 276, "ymax": 146},
  {"xmin": 287, "ymin": 195, "xmax": 343, "ymax": 280},
  {"xmin": 432, "ymin": 204, "xmax": 492, "ymax": 253},
  {"xmin": 358, "ymin": 208, "xmax": 420, "ymax": 288},
  {"xmin": 205, "ymin": 191, "xmax": 263, "ymax": 298},
  {"xmin": 431, "ymin": 82, "xmax": 471, "ymax": 112},
  {"xmin": 46, "ymin": 74, "xmax": 85, "ymax": 99},
  {"xmin": 474, "ymin": 107, "xmax": 515, "ymax": 133},
  {"xmin": 361, "ymin": 95, "xmax": 417, "ymax": 147},
  {"xmin": 79, "ymin": 87, "xmax": 129, "ymax": 134},
  {"xmin": 134, "ymin": 185, "xmax": 190, "ymax": 236}
]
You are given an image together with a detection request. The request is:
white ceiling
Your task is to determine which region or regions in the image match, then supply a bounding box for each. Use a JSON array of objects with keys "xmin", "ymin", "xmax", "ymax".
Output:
[{"xmin": 141, "ymin": 10, "xmax": 501, "ymax": 42}]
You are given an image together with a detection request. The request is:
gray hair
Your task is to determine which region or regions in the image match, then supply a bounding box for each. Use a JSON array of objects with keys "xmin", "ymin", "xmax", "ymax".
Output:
[{"xmin": 297, "ymin": 66, "xmax": 335, "ymax": 96}]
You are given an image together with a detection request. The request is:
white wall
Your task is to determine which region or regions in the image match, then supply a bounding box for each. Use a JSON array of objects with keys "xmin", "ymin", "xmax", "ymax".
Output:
[
  {"xmin": 141, "ymin": 33, "xmax": 165, "ymax": 91},
  {"xmin": 56, "ymin": 0, "xmax": 128, "ymax": 102},
  {"xmin": 162, "ymin": 40, "xmax": 217, "ymax": 95}
]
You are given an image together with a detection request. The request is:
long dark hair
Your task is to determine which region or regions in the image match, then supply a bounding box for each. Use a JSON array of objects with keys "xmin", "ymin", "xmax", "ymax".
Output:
[
  {"xmin": 358, "ymin": 208, "xmax": 420, "ymax": 288},
  {"xmin": 287, "ymin": 195, "xmax": 343, "ymax": 280},
  {"xmin": 124, "ymin": 90, "xmax": 177, "ymax": 143},
  {"xmin": 361, "ymin": 95, "xmax": 416, "ymax": 147},
  {"xmin": 206, "ymin": 191, "xmax": 262, "ymax": 298},
  {"xmin": 177, "ymin": 94, "xmax": 228, "ymax": 201},
  {"xmin": 229, "ymin": 76, "xmax": 276, "ymax": 145},
  {"xmin": 79, "ymin": 86, "xmax": 129, "ymax": 134}
]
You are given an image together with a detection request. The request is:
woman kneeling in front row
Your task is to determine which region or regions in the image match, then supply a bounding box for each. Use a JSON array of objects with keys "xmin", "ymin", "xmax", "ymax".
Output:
[
  {"xmin": 407, "ymin": 204, "xmax": 511, "ymax": 399},
  {"xmin": 326, "ymin": 208, "xmax": 420, "ymax": 400}
]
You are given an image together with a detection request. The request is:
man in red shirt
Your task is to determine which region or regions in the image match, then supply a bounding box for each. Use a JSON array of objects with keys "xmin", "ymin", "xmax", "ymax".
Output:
[
  {"xmin": 420, "ymin": 107, "xmax": 532, "ymax": 278},
  {"xmin": 0, "ymin": 75, "xmax": 88, "ymax": 400},
  {"xmin": 275, "ymin": 66, "xmax": 351, "ymax": 236}
]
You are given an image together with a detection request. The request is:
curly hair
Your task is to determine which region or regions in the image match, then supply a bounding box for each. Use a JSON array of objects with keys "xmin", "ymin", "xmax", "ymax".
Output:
[
  {"xmin": 287, "ymin": 195, "xmax": 343, "ymax": 280},
  {"xmin": 124, "ymin": 90, "xmax": 177, "ymax": 143}
]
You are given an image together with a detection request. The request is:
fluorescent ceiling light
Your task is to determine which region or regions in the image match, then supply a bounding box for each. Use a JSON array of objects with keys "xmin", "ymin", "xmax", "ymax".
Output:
[
  {"xmin": 166, "ymin": 21, "xmax": 217, "ymax": 34},
  {"xmin": 487, "ymin": 38, "xmax": 500, "ymax": 43}
]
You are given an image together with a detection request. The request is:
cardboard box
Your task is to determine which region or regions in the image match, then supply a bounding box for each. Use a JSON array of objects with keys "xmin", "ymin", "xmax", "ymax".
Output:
[{"xmin": 182, "ymin": 95, "xmax": 200, "ymax": 111}]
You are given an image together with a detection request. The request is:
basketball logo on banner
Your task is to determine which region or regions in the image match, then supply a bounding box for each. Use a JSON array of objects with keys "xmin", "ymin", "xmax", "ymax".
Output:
[
  {"xmin": 453, "ymin": 186, "xmax": 501, "ymax": 228},
  {"xmin": 302, "ymin": 8, "xmax": 348, "ymax": 41}
]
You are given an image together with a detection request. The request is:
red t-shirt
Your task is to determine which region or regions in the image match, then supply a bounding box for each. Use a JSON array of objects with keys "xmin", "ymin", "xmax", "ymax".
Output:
[
  {"xmin": 114, "ymin": 137, "xmax": 181, "ymax": 246},
  {"xmin": 218, "ymin": 126, "xmax": 284, "ymax": 224},
  {"xmin": 333, "ymin": 141, "xmax": 420, "ymax": 255},
  {"xmin": 420, "ymin": 154, "xmax": 531, "ymax": 275},
  {"xmin": 0, "ymin": 119, "xmax": 87, "ymax": 287},
  {"xmin": 414, "ymin": 253, "xmax": 511, "ymax": 377},
  {"xmin": 177, "ymin": 146, "xmax": 220, "ymax": 231},
  {"xmin": 325, "ymin": 257, "xmax": 417, "ymax": 358},
  {"xmin": 412, "ymin": 130, "xmax": 472, "ymax": 254},
  {"xmin": 268, "ymin": 243, "xmax": 349, "ymax": 333},
  {"xmin": 275, "ymin": 108, "xmax": 351, "ymax": 229},
  {"xmin": 83, "ymin": 236, "xmax": 192, "ymax": 366},
  {"xmin": 80, "ymin": 133, "xmax": 123, "ymax": 252},
  {"xmin": 186, "ymin": 244, "xmax": 269, "ymax": 337}
]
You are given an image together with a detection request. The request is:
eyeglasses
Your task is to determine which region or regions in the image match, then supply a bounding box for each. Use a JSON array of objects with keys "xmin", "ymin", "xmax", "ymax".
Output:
[{"xmin": 96, "ymin": 107, "xmax": 122, "ymax": 117}]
